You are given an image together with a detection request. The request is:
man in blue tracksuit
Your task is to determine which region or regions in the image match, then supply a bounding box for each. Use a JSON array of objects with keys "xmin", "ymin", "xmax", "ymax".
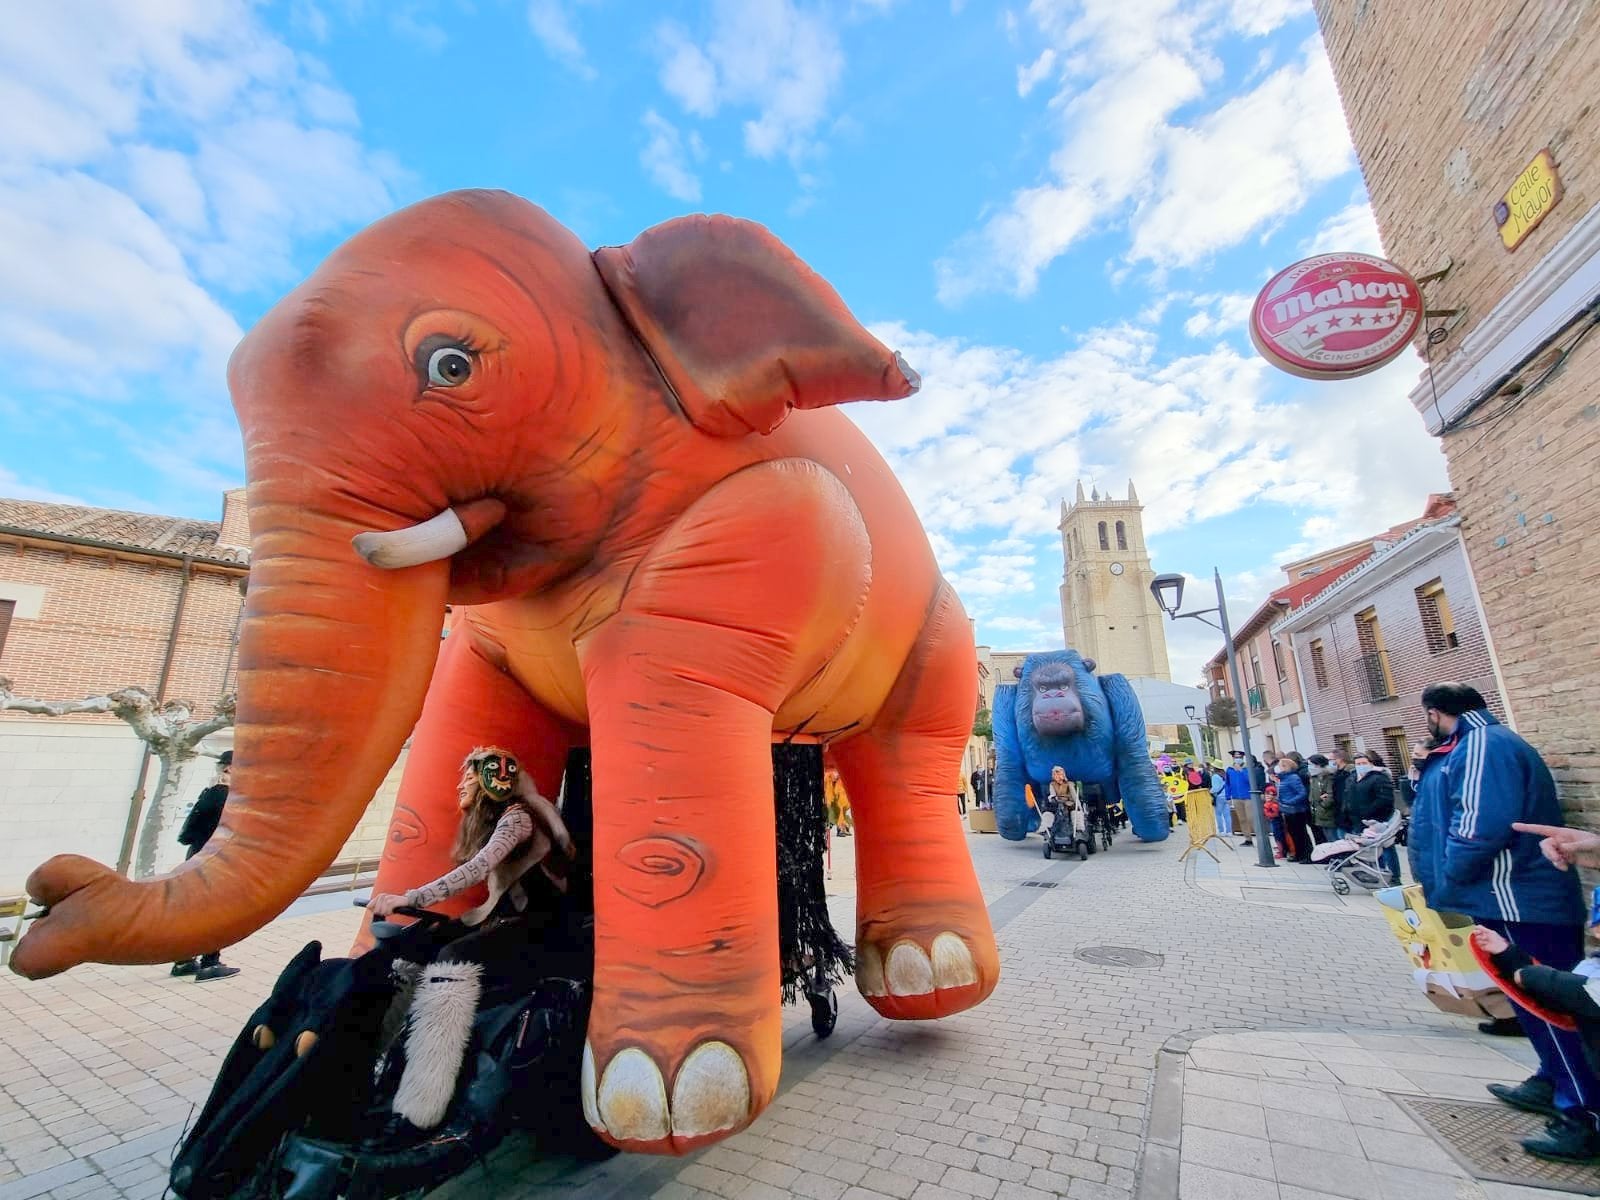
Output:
[{"xmin": 1408, "ymin": 682, "xmax": 1599, "ymax": 1162}]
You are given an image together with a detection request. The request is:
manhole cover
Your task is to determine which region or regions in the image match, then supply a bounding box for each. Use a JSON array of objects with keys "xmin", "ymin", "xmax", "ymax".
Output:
[
  {"xmin": 1021, "ymin": 881, "xmax": 1059, "ymax": 889},
  {"xmin": 1075, "ymin": 945, "xmax": 1163, "ymax": 968},
  {"xmin": 1398, "ymin": 1096, "xmax": 1600, "ymax": 1194}
]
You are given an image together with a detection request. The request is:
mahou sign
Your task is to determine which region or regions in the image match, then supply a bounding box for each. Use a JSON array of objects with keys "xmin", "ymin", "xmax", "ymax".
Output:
[{"xmin": 1249, "ymin": 253, "xmax": 1423, "ymax": 380}]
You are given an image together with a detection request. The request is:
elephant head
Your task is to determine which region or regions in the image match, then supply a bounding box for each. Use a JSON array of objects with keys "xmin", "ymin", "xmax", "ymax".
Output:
[{"xmin": 12, "ymin": 190, "xmax": 918, "ymax": 980}]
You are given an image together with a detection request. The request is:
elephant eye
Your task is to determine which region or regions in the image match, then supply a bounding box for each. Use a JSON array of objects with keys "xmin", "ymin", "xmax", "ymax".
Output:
[{"xmin": 415, "ymin": 335, "xmax": 476, "ymax": 388}]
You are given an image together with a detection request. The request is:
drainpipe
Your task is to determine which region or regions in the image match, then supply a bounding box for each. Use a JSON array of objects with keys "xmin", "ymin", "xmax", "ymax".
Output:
[{"xmin": 116, "ymin": 555, "xmax": 192, "ymax": 875}]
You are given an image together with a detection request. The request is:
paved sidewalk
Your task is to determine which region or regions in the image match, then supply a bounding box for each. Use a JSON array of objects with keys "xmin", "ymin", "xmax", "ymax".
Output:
[
  {"xmin": 0, "ymin": 819, "xmax": 1585, "ymax": 1200},
  {"xmin": 1188, "ymin": 834, "xmax": 1409, "ymax": 917},
  {"xmin": 1152, "ymin": 1027, "xmax": 1597, "ymax": 1200}
]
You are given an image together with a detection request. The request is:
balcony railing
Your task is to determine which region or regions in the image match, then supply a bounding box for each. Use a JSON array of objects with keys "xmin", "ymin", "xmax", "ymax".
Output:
[
  {"xmin": 1360, "ymin": 650, "xmax": 1396, "ymax": 702},
  {"xmin": 1247, "ymin": 686, "xmax": 1269, "ymax": 715}
]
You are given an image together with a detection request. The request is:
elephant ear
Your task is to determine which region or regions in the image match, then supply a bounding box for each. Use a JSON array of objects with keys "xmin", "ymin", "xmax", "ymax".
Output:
[{"xmin": 594, "ymin": 215, "xmax": 920, "ymax": 436}]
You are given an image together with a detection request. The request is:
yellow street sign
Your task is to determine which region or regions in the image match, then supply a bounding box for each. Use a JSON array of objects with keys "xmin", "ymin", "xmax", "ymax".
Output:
[{"xmin": 1495, "ymin": 149, "xmax": 1563, "ymax": 251}]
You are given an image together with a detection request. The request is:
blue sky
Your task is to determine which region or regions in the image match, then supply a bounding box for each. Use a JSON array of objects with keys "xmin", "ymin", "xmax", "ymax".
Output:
[{"xmin": 0, "ymin": 0, "xmax": 1449, "ymax": 683}]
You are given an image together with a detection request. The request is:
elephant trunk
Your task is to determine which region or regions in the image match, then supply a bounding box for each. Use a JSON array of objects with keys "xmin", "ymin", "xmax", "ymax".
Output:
[{"xmin": 12, "ymin": 483, "xmax": 449, "ymax": 979}]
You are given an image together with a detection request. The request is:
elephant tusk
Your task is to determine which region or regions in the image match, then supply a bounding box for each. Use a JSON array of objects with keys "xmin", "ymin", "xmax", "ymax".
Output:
[{"xmin": 352, "ymin": 509, "xmax": 469, "ymax": 569}]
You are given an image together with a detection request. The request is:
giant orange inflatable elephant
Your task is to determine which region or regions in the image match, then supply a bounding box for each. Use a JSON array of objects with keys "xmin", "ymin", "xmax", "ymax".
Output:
[{"xmin": 13, "ymin": 190, "xmax": 999, "ymax": 1153}]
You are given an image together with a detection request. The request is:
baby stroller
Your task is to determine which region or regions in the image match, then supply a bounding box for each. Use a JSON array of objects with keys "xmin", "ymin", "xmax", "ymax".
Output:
[{"xmin": 1310, "ymin": 812, "xmax": 1406, "ymax": 895}]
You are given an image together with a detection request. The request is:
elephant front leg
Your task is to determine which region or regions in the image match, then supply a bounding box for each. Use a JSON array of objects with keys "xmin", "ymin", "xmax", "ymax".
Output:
[
  {"xmin": 833, "ymin": 585, "xmax": 1000, "ymax": 1021},
  {"xmin": 575, "ymin": 458, "xmax": 873, "ymax": 1154},
  {"xmin": 580, "ymin": 629, "xmax": 782, "ymax": 1154}
]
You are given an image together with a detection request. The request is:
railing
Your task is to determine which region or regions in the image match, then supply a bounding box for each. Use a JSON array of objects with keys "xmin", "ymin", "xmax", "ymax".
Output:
[
  {"xmin": 1360, "ymin": 650, "xmax": 1396, "ymax": 701},
  {"xmin": 1247, "ymin": 686, "xmax": 1269, "ymax": 715}
]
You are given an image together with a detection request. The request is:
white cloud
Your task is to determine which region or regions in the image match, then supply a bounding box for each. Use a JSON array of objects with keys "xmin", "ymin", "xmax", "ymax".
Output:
[
  {"xmin": 1300, "ymin": 196, "xmax": 1383, "ymax": 256},
  {"xmin": 0, "ymin": 1, "xmax": 398, "ymax": 509},
  {"xmin": 1184, "ymin": 291, "xmax": 1255, "ymax": 338},
  {"xmin": 938, "ymin": 5, "xmax": 1353, "ymax": 300},
  {"xmin": 1017, "ymin": 48, "xmax": 1057, "ymax": 96},
  {"xmin": 1129, "ymin": 39, "xmax": 1353, "ymax": 267},
  {"xmin": 652, "ymin": 0, "xmax": 846, "ymax": 163},
  {"xmin": 851, "ymin": 315, "xmax": 1447, "ymax": 676},
  {"xmin": 640, "ymin": 110, "xmax": 704, "ymax": 203},
  {"xmin": 1228, "ymin": 0, "xmax": 1309, "ymax": 37},
  {"xmin": 527, "ymin": 0, "xmax": 598, "ymax": 79}
]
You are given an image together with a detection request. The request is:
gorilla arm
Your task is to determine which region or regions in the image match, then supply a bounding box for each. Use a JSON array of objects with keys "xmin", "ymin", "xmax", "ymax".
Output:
[
  {"xmin": 990, "ymin": 683, "xmax": 1039, "ymax": 841},
  {"xmin": 1101, "ymin": 673, "xmax": 1169, "ymax": 841}
]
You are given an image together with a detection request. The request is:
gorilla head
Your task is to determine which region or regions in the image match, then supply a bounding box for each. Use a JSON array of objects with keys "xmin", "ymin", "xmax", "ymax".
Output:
[
  {"xmin": 1014, "ymin": 651, "xmax": 1103, "ymax": 740},
  {"xmin": 1018, "ymin": 654, "xmax": 1098, "ymax": 737}
]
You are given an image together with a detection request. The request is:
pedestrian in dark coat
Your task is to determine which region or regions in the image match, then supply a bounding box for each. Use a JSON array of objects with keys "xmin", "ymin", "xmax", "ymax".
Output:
[
  {"xmin": 172, "ymin": 752, "xmax": 241, "ymax": 982},
  {"xmin": 1329, "ymin": 750, "xmax": 1356, "ymax": 836}
]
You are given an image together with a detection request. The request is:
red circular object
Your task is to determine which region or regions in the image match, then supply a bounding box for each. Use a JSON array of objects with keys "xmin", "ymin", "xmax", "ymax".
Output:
[{"xmin": 1249, "ymin": 253, "xmax": 1423, "ymax": 380}]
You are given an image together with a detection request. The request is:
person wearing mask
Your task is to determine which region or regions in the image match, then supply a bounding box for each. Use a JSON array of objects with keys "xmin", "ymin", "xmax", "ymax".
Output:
[
  {"xmin": 1225, "ymin": 751, "xmax": 1254, "ymax": 846},
  {"xmin": 1208, "ymin": 759, "xmax": 1231, "ymax": 837},
  {"xmin": 1329, "ymin": 750, "xmax": 1356, "ymax": 837},
  {"xmin": 1274, "ymin": 757, "xmax": 1312, "ymax": 863},
  {"xmin": 1249, "ymin": 754, "xmax": 1268, "ymax": 796},
  {"xmin": 1408, "ymin": 682, "xmax": 1599, "ymax": 1162},
  {"xmin": 1307, "ymin": 754, "xmax": 1337, "ymax": 844},
  {"xmin": 172, "ymin": 751, "xmax": 241, "ymax": 982},
  {"xmin": 1349, "ymin": 751, "xmax": 1400, "ymax": 883}
]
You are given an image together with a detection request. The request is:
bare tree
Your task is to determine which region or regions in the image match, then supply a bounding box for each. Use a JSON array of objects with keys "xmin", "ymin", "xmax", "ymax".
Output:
[{"xmin": 0, "ymin": 678, "xmax": 236, "ymax": 879}]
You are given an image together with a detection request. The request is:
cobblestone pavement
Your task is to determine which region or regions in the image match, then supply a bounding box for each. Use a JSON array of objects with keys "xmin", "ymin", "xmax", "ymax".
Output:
[{"xmin": 1, "ymin": 821, "xmax": 1582, "ymax": 1200}]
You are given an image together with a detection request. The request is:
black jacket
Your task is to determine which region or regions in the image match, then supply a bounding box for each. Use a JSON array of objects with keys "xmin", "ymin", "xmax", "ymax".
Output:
[
  {"xmin": 1330, "ymin": 768, "xmax": 1354, "ymax": 826},
  {"xmin": 1345, "ymin": 770, "xmax": 1396, "ymax": 827},
  {"xmin": 179, "ymin": 784, "xmax": 229, "ymax": 859}
]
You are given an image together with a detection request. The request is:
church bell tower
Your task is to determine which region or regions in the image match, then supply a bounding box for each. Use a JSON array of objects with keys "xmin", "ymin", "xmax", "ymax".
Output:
[{"xmin": 1058, "ymin": 480, "xmax": 1170, "ymax": 681}]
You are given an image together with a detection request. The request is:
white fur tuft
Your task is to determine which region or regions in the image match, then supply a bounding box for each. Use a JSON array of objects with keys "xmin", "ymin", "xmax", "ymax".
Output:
[{"xmin": 392, "ymin": 961, "xmax": 482, "ymax": 1128}]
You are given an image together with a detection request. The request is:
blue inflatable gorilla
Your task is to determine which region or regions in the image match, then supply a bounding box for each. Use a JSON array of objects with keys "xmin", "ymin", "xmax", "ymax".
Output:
[{"xmin": 992, "ymin": 650, "xmax": 1168, "ymax": 842}]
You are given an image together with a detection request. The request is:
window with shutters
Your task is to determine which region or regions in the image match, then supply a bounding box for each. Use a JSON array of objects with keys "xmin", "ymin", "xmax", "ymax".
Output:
[
  {"xmin": 1271, "ymin": 638, "xmax": 1287, "ymax": 682},
  {"xmin": 1309, "ymin": 638, "xmax": 1329, "ymax": 690},
  {"xmin": 1415, "ymin": 579, "xmax": 1459, "ymax": 652},
  {"xmin": 1384, "ymin": 726, "xmax": 1410, "ymax": 773},
  {"xmin": 0, "ymin": 599, "xmax": 12, "ymax": 660},
  {"xmin": 1354, "ymin": 608, "xmax": 1395, "ymax": 700}
]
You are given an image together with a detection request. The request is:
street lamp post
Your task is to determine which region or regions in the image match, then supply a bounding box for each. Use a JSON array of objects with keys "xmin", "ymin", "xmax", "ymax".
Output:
[{"xmin": 1151, "ymin": 569, "xmax": 1275, "ymax": 869}]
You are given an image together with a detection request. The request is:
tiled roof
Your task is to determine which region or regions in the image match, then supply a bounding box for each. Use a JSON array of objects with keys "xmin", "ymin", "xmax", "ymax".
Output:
[{"xmin": 0, "ymin": 497, "xmax": 248, "ymax": 565}]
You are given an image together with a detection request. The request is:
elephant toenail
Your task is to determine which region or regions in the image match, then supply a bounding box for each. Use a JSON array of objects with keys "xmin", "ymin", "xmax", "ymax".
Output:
[
  {"xmin": 597, "ymin": 1046, "xmax": 669, "ymax": 1141},
  {"xmin": 670, "ymin": 1041, "xmax": 751, "ymax": 1137},
  {"xmin": 931, "ymin": 932, "xmax": 978, "ymax": 988},
  {"xmin": 886, "ymin": 941, "xmax": 935, "ymax": 996},
  {"xmin": 856, "ymin": 941, "xmax": 886, "ymax": 996}
]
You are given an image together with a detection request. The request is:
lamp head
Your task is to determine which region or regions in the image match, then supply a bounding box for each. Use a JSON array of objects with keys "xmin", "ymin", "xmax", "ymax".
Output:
[
  {"xmin": 1184, "ymin": 704, "xmax": 1197, "ymax": 721},
  {"xmin": 1150, "ymin": 572, "xmax": 1186, "ymax": 617}
]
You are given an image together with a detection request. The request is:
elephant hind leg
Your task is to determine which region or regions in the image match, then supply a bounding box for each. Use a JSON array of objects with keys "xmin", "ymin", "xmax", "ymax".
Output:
[{"xmin": 833, "ymin": 584, "xmax": 999, "ymax": 1021}]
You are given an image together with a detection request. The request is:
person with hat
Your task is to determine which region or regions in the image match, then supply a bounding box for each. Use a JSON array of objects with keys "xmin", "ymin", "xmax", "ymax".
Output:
[{"xmin": 172, "ymin": 751, "xmax": 241, "ymax": 981}]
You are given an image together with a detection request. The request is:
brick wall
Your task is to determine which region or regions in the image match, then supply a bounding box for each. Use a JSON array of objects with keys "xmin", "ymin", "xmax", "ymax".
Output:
[
  {"xmin": 0, "ymin": 542, "xmax": 243, "ymax": 719},
  {"xmin": 1315, "ymin": 0, "xmax": 1600, "ymax": 818},
  {"xmin": 1292, "ymin": 536, "xmax": 1504, "ymax": 764}
]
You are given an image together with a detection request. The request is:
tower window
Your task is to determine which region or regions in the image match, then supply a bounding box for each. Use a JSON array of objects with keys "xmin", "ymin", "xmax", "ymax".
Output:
[
  {"xmin": 1098, "ymin": 521, "xmax": 1109, "ymax": 551},
  {"xmin": 1115, "ymin": 520, "xmax": 1127, "ymax": 550}
]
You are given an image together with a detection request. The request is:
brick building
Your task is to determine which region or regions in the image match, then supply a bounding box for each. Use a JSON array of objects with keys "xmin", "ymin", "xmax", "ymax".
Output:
[
  {"xmin": 0, "ymin": 490, "xmax": 401, "ymax": 890},
  {"xmin": 1276, "ymin": 513, "xmax": 1507, "ymax": 771},
  {"xmin": 1202, "ymin": 498, "xmax": 1456, "ymax": 760},
  {"xmin": 1314, "ymin": 2, "xmax": 1600, "ymax": 819}
]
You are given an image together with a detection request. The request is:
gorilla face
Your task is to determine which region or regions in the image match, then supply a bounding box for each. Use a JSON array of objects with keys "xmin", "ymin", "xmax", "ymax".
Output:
[{"xmin": 1031, "ymin": 664, "xmax": 1085, "ymax": 736}]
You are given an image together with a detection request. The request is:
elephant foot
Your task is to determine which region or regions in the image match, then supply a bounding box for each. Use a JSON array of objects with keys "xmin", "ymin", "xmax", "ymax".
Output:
[
  {"xmin": 581, "ymin": 1039, "xmax": 755, "ymax": 1153},
  {"xmin": 854, "ymin": 930, "xmax": 993, "ymax": 1020}
]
